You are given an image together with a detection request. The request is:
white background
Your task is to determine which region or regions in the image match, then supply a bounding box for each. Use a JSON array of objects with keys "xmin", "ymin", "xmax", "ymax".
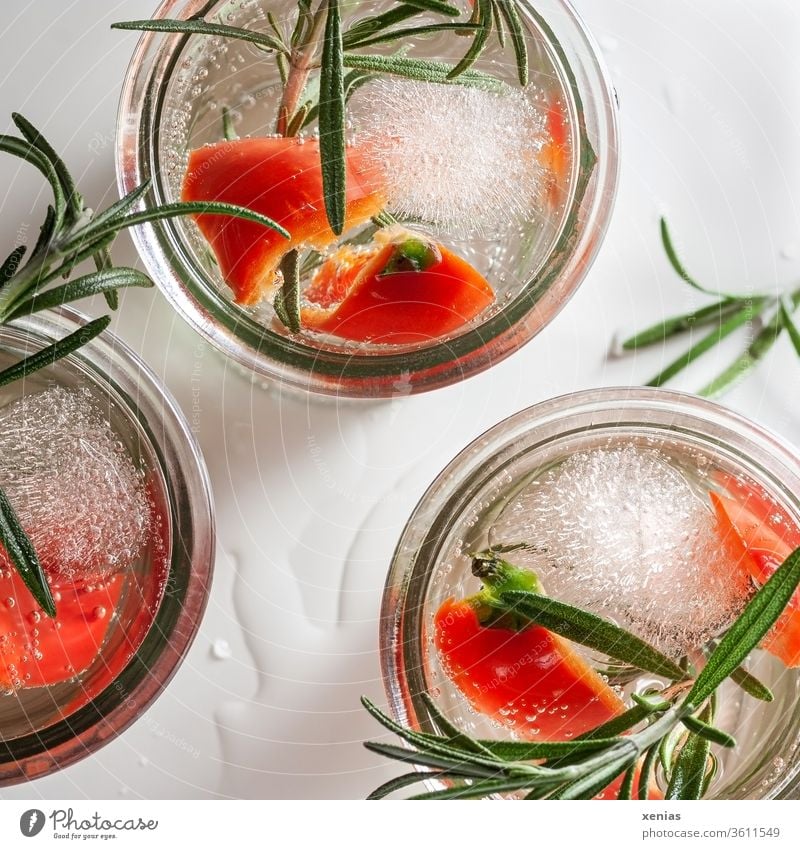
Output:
[{"xmin": 1, "ymin": 0, "xmax": 800, "ymax": 800}]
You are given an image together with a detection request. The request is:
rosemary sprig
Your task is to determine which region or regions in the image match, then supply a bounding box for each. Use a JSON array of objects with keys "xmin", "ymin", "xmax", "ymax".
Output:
[
  {"xmin": 0, "ymin": 113, "xmax": 283, "ymax": 614},
  {"xmin": 114, "ymin": 0, "xmax": 526, "ymax": 329},
  {"xmin": 362, "ymin": 545, "xmax": 800, "ymax": 799},
  {"xmin": 622, "ymin": 219, "xmax": 800, "ymax": 397}
]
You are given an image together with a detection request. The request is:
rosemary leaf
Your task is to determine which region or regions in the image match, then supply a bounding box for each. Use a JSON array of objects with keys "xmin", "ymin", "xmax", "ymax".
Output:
[
  {"xmin": 552, "ymin": 753, "xmax": 634, "ymax": 800},
  {"xmin": 361, "ymin": 697, "xmax": 533, "ymax": 774},
  {"xmin": 319, "ymin": 0, "xmax": 346, "ymax": 235},
  {"xmin": 420, "ymin": 693, "xmax": 495, "ymax": 756},
  {"xmin": 292, "ymin": 0, "xmax": 314, "ymax": 47},
  {"xmin": 681, "ymin": 715, "xmax": 736, "ymax": 748},
  {"xmin": 1, "ymin": 246, "xmax": 26, "ymax": 285},
  {"xmin": 91, "ymin": 243, "xmax": 118, "ymax": 311},
  {"xmin": 221, "ymin": 106, "xmax": 237, "ymax": 141},
  {"xmin": 638, "ymin": 745, "xmax": 659, "ymax": 800},
  {"xmin": 631, "ymin": 692, "xmax": 672, "ymax": 713},
  {"xmin": 660, "ymin": 217, "xmax": 738, "ymax": 299},
  {"xmin": 622, "ymin": 298, "xmax": 743, "ymax": 350},
  {"xmin": 0, "ymin": 315, "xmax": 110, "ymax": 391},
  {"xmin": 273, "ymin": 250, "xmax": 301, "ymax": 332},
  {"xmin": 367, "ymin": 770, "xmax": 438, "ymax": 800},
  {"xmin": 491, "ymin": 1, "xmax": 506, "ymax": 48},
  {"xmin": 362, "ymin": 741, "xmax": 505, "ymax": 779},
  {"xmin": 0, "ymin": 135, "xmax": 66, "ymax": 230},
  {"xmin": 699, "ymin": 288, "xmax": 800, "ymax": 398},
  {"xmin": 402, "ymin": 0, "xmax": 461, "ymax": 15},
  {"xmin": 6, "ymin": 267, "xmax": 153, "ymax": 321},
  {"xmin": 266, "ymin": 11, "xmax": 290, "ymax": 52},
  {"xmin": 617, "ymin": 765, "xmax": 636, "ymax": 800},
  {"xmin": 103, "ymin": 290, "xmax": 117, "ymax": 312},
  {"xmin": 499, "ymin": 590, "xmax": 686, "ymax": 680},
  {"xmin": 344, "ymin": 0, "xmax": 462, "ymax": 53},
  {"xmin": 474, "ymin": 737, "xmax": 621, "ymax": 762},
  {"xmin": 409, "ymin": 775, "xmax": 553, "ymax": 800},
  {"xmin": 111, "ymin": 19, "xmax": 289, "ymax": 55},
  {"xmin": 729, "ymin": 665, "xmax": 774, "ymax": 702},
  {"xmin": 578, "ymin": 704, "xmax": 653, "ymax": 740},
  {"xmin": 659, "ymin": 724, "xmax": 685, "ymax": 782},
  {"xmin": 687, "ymin": 546, "xmax": 800, "ymax": 706},
  {"xmin": 346, "ymin": 22, "xmax": 478, "ymax": 50},
  {"xmin": 29, "ymin": 205, "xmax": 56, "ymax": 262},
  {"xmin": 12, "ymin": 113, "xmax": 83, "ymax": 223},
  {"xmin": 666, "ymin": 730, "xmax": 710, "ymax": 800},
  {"xmin": 74, "ymin": 200, "xmax": 289, "ymax": 245},
  {"xmin": 645, "ymin": 298, "xmax": 767, "ymax": 388},
  {"xmin": 779, "ymin": 298, "xmax": 800, "ymax": 357},
  {"xmin": 342, "ymin": 53, "xmax": 506, "ymax": 92},
  {"xmin": 85, "ymin": 182, "xmax": 151, "ymax": 231},
  {"xmin": 496, "ymin": 0, "xmax": 529, "ymax": 86},
  {"xmin": 343, "ymin": 4, "xmax": 427, "ymax": 48},
  {"xmin": 0, "ymin": 487, "xmax": 55, "ymax": 617},
  {"xmin": 286, "ymin": 104, "xmax": 310, "ymax": 137},
  {"xmin": 276, "ymin": 51, "xmax": 289, "ymax": 85},
  {"xmin": 447, "ymin": 0, "xmax": 492, "ymax": 80}
]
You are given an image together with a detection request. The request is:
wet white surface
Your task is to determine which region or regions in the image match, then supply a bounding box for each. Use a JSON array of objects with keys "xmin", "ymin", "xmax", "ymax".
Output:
[{"xmin": 1, "ymin": 0, "xmax": 800, "ymax": 799}]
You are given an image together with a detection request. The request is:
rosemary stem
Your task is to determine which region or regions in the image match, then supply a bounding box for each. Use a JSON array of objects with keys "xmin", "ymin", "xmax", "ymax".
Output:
[{"xmin": 276, "ymin": 2, "xmax": 329, "ymax": 135}]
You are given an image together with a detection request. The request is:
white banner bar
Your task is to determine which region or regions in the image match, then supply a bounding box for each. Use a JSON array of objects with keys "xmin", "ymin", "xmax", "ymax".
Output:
[{"xmin": 0, "ymin": 799, "xmax": 797, "ymax": 848}]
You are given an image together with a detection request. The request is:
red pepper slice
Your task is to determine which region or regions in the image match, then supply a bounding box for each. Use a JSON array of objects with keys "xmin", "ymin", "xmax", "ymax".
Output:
[
  {"xmin": 711, "ymin": 490, "xmax": 800, "ymax": 666},
  {"xmin": 302, "ymin": 233, "xmax": 494, "ymax": 343},
  {"xmin": 433, "ymin": 555, "xmax": 663, "ymax": 799},
  {"xmin": 182, "ymin": 137, "xmax": 385, "ymax": 305},
  {"xmin": 435, "ymin": 597, "xmax": 625, "ymax": 739}
]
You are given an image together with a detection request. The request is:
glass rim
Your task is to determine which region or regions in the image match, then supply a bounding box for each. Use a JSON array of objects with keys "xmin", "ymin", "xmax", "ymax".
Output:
[
  {"xmin": 381, "ymin": 386, "xmax": 800, "ymax": 799},
  {"xmin": 116, "ymin": 0, "xmax": 620, "ymax": 396},
  {"xmin": 0, "ymin": 307, "xmax": 214, "ymax": 784}
]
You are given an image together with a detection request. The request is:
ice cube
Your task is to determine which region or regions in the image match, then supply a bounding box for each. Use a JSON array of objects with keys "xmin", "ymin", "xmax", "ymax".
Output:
[
  {"xmin": 489, "ymin": 445, "xmax": 750, "ymax": 656},
  {"xmin": 352, "ymin": 79, "xmax": 547, "ymax": 236},
  {"xmin": 0, "ymin": 386, "xmax": 150, "ymax": 585}
]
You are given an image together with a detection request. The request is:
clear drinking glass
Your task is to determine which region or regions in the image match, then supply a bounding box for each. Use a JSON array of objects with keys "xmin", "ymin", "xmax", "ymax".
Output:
[
  {"xmin": 116, "ymin": 0, "xmax": 618, "ymax": 397},
  {"xmin": 0, "ymin": 308, "xmax": 213, "ymax": 785},
  {"xmin": 382, "ymin": 388, "xmax": 800, "ymax": 799}
]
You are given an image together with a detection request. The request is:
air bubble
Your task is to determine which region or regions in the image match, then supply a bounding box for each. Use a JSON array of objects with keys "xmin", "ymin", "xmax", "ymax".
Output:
[{"xmin": 0, "ymin": 387, "xmax": 151, "ymax": 585}]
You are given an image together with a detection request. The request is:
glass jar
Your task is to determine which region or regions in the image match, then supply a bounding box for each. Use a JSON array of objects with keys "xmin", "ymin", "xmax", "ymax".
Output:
[
  {"xmin": 116, "ymin": 0, "xmax": 618, "ymax": 397},
  {"xmin": 382, "ymin": 387, "xmax": 800, "ymax": 799},
  {"xmin": 0, "ymin": 308, "xmax": 213, "ymax": 785}
]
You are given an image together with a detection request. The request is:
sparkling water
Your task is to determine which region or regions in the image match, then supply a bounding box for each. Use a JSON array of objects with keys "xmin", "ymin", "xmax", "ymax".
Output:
[
  {"xmin": 158, "ymin": 0, "xmax": 575, "ymax": 339},
  {"xmin": 424, "ymin": 435, "xmax": 800, "ymax": 798},
  {"xmin": 0, "ymin": 375, "xmax": 169, "ymax": 739}
]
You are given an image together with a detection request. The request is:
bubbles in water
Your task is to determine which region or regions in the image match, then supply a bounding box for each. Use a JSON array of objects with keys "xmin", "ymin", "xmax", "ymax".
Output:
[
  {"xmin": 0, "ymin": 386, "xmax": 151, "ymax": 585},
  {"xmin": 489, "ymin": 444, "xmax": 750, "ymax": 656},
  {"xmin": 352, "ymin": 79, "xmax": 547, "ymax": 236}
]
